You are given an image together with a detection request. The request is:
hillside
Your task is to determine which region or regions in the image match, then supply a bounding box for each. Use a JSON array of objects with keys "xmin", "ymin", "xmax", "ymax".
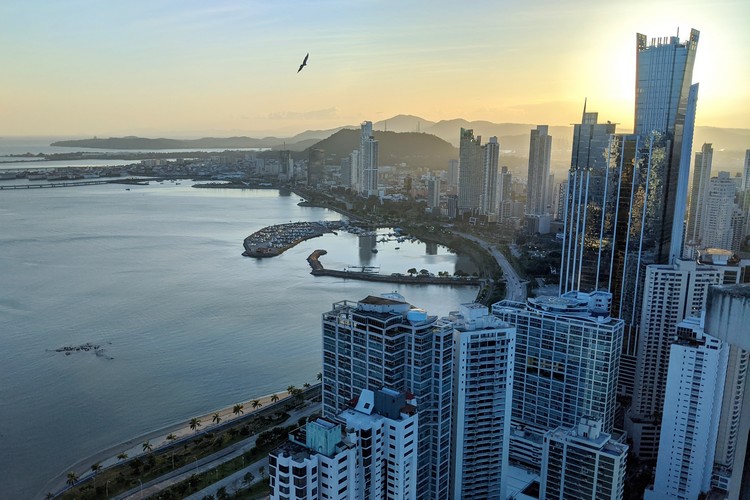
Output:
[{"xmin": 308, "ymin": 129, "xmax": 458, "ymax": 169}]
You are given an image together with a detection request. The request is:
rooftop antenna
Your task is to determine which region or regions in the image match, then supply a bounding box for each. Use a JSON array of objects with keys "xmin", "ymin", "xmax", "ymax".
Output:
[
  {"xmin": 677, "ymin": 26, "xmax": 680, "ymax": 38},
  {"xmin": 384, "ymin": 120, "xmax": 387, "ymax": 132},
  {"xmin": 417, "ymin": 121, "xmax": 421, "ymax": 133},
  {"xmin": 582, "ymin": 97, "xmax": 587, "ymax": 122}
]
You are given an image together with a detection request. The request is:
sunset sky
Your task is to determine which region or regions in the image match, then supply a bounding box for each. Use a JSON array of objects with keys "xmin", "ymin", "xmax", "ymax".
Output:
[{"xmin": 2, "ymin": 0, "xmax": 748, "ymax": 137}]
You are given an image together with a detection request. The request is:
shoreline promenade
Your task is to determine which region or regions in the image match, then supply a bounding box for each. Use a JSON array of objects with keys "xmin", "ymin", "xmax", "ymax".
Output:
[{"xmin": 40, "ymin": 390, "xmax": 292, "ymax": 498}]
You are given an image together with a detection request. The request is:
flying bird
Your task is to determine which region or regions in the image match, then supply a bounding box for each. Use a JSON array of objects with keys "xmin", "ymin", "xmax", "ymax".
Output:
[{"xmin": 297, "ymin": 53, "xmax": 309, "ymax": 73}]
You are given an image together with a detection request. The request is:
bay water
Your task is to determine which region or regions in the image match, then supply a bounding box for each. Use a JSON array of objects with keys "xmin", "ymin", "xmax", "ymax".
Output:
[{"xmin": 0, "ymin": 182, "xmax": 476, "ymax": 497}]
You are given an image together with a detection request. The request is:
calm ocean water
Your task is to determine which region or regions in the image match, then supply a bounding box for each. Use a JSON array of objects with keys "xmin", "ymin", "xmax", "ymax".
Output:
[{"xmin": 0, "ymin": 182, "xmax": 476, "ymax": 497}]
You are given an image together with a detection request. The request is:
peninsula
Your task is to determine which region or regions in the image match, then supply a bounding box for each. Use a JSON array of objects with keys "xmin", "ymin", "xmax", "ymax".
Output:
[{"xmin": 242, "ymin": 221, "xmax": 341, "ymax": 258}]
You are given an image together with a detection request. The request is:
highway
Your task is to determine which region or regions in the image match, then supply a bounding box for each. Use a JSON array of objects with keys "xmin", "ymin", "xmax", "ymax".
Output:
[{"xmin": 455, "ymin": 232, "xmax": 527, "ymax": 303}]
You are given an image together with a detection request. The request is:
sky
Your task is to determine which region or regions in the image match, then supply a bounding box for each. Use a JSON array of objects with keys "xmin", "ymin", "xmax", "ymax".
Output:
[{"xmin": 1, "ymin": 0, "xmax": 749, "ymax": 138}]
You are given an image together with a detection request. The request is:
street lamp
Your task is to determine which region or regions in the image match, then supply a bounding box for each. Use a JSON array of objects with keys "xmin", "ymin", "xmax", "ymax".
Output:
[
  {"xmin": 106, "ymin": 479, "xmax": 110, "ymax": 499},
  {"xmin": 138, "ymin": 478, "xmax": 143, "ymax": 499}
]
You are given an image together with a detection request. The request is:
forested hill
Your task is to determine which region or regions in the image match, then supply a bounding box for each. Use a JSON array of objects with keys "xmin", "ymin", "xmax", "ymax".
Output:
[{"xmin": 309, "ymin": 129, "xmax": 458, "ymax": 169}]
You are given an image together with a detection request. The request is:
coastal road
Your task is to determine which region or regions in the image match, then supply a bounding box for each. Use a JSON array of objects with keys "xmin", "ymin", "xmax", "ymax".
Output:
[
  {"xmin": 114, "ymin": 402, "xmax": 319, "ymax": 499},
  {"xmin": 455, "ymin": 232, "xmax": 527, "ymax": 303}
]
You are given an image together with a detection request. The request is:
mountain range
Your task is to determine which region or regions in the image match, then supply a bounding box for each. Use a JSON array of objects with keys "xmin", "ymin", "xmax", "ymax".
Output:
[{"xmin": 51, "ymin": 115, "xmax": 749, "ymax": 174}]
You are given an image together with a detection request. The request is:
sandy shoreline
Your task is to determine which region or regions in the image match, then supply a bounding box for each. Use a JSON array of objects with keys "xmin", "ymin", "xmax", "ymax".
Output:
[{"xmin": 40, "ymin": 389, "xmax": 293, "ymax": 497}]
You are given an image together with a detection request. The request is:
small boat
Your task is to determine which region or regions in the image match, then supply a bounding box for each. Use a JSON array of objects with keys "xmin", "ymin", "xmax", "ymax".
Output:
[
  {"xmin": 125, "ymin": 188, "xmax": 130, "ymax": 191},
  {"xmin": 395, "ymin": 247, "xmax": 400, "ymax": 250},
  {"xmin": 372, "ymin": 248, "xmax": 378, "ymax": 253}
]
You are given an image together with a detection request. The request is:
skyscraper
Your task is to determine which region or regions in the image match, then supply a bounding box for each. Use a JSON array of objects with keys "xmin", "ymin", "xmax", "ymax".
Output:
[
  {"xmin": 458, "ymin": 128, "xmax": 483, "ymax": 215},
  {"xmin": 700, "ymin": 172, "xmax": 745, "ymax": 252},
  {"xmin": 269, "ymin": 388, "xmax": 419, "ymax": 500},
  {"xmin": 447, "ymin": 159, "xmax": 459, "ymax": 191},
  {"xmin": 359, "ymin": 121, "xmax": 379, "ymax": 197},
  {"xmin": 427, "ymin": 176, "xmax": 441, "ymax": 210},
  {"xmin": 626, "ymin": 259, "xmax": 722, "ymax": 459},
  {"xmin": 321, "ymin": 294, "xmax": 453, "ymax": 500},
  {"xmin": 526, "ymin": 125, "xmax": 552, "ymax": 217},
  {"xmin": 492, "ymin": 291, "xmax": 623, "ymax": 471},
  {"xmin": 685, "ymin": 143, "xmax": 714, "ymax": 257},
  {"xmin": 634, "ymin": 29, "xmax": 700, "ymax": 263},
  {"xmin": 450, "ymin": 303, "xmax": 515, "ymax": 500},
  {"xmin": 481, "ymin": 137, "xmax": 500, "ymax": 217},
  {"xmin": 559, "ymin": 30, "xmax": 700, "ymax": 399},
  {"xmin": 742, "ymin": 150, "xmax": 750, "ymax": 239},
  {"xmin": 645, "ymin": 317, "xmax": 728, "ymax": 500},
  {"xmin": 704, "ymin": 284, "xmax": 750, "ymax": 499},
  {"xmin": 541, "ymin": 417, "xmax": 628, "ymax": 500},
  {"xmin": 498, "ymin": 166, "xmax": 512, "ymax": 221},
  {"xmin": 559, "ymin": 110, "xmax": 617, "ymax": 294}
]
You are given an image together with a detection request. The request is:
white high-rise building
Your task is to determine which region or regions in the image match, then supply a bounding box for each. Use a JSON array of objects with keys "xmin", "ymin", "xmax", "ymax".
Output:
[
  {"xmin": 481, "ymin": 137, "xmax": 500, "ymax": 217},
  {"xmin": 626, "ymin": 259, "xmax": 722, "ymax": 460},
  {"xmin": 269, "ymin": 418, "xmax": 357, "ymax": 500},
  {"xmin": 458, "ymin": 128, "xmax": 483, "ymax": 214},
  {"xmin": 269, "ymin": 388, "xmax": 418, "ymax": 500},
  {"xmin": 427, "ymin": 176, "xmax": 441, "ymax": 210},
  {"xmin": 349, "ymin": 149, "xmax": 360, "ymax": 191},
  {"xmin": 645, "ymin": 316, "xmax": 728, "ymax": 500},
  {"xmin": 685, "ymin": 143, "xmax": 713, "ymax": 257},
  {"xmin": 492, "ymin": 291, "xmax": 623, "ymax": 471},
  {"xmin": 359, "ymin": 121, "xmax": 379, "ymax": 197},
  {"xmin": 704, "ymin": 284, "xmax": 750, "ymax": 499},
  {"xmin": 541, "ymin": 417, "xmax": 628, "ymax": 500},
  {"xmin": 450, "ymin": 303, "xmax": 515, "ymax": 500},
  {"xmin": 701, "ymin": 171, "xmax": 745, "ymax": 252},
  {"xmin": 321, "ymin": 294, "xmax": 453, "ymax": 500},
  {"xmin": 743, "ymin": 150, "xmax": 750, "ymax": 238},
  {"xmin": 338, "ymin": 388, "xmax": 419, "ymax": 500},
  {"xmin": 526, "ymin": 125, "xmax": 552, "ymax": 217}
]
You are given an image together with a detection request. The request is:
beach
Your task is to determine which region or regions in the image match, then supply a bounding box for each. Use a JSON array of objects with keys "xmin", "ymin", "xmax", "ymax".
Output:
[{"xmin": 41, "ymin": 390, "xmax": 292, "ymax": 497}]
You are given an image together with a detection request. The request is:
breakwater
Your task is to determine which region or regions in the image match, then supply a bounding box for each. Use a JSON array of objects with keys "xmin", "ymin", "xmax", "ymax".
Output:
[{"xmin": 307, "ymin": 249, "xmax": 481, "ymax": 286}]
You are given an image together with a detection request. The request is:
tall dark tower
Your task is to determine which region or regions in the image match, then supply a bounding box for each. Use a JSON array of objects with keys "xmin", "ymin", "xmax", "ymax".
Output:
[{"xmin": 558, "ymin": 29, "xmax": 700, "ymax": 398}]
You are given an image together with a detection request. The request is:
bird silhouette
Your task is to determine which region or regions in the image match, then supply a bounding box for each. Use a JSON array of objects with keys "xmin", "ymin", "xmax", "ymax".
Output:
[{"xmin": 297, "ymin": 53, "xmax": 309, "ymax": 73}]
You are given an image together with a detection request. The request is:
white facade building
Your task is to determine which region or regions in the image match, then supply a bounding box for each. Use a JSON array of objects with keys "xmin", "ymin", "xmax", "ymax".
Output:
[
  {"xmin": 321, "ymin": 294, "xmax": 453, "ymax": 500},
  {"xmin": 492, "ymin": 291, "xmax": 623, "ymax": 471},
  {"xmin": 450, "ymin": 303, "xmax": 515, "ymax": 500},
  {"xmin": 359, "ymin": 121, "xmax": 379, "ymax": 197},
  {"xmin": 626, "ymin": 259, "xmax": 722, "ymax": 460},
  {"xmin": 270, "ymin": 388, "xmax": 418, "ymax": 500},
  {"xmin": 541, "ymin": 417, "xmax": 628, "ymax": 500},
  {"xmin": 701, "ymin": 171, "xmax": 745, "ymax": 253},
  {"xmin": 645, "ymin": 317, "xmax": 728, "ymax": 500}
]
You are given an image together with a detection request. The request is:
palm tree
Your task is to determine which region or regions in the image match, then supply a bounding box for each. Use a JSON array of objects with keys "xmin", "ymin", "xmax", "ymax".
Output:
[
  {"xmin": 270, "ymin": 393, "xmax": 279, "ymax": 403},
  {"xmin": 90, "ymin": 462, "xmax": 102, "ymax": 488},
  {"xmin": 117, "ymin": 452, "xmax": 128, "ymax": 461},
  {"xmin": 251, "ymin": 399, "xmax": 262, "ymax": 410},
  {"xmin": 66, "ymin": 471, "xmax": 79, "ymax": 486},
  {"xmin": 142, "ymin": 440, "xmax": 153, "ymax": 454},
  {"xmin": 286, "ymin": 385, "xmax": 297, "ymax": 395},
  {"xmin": 303, "ymin": 382, "xmax": 311, "ymax": 389},
  {"xmin": 166, "ymin": 433, "xmax": 177, "ymax": 469},
  {"xmin": 212, "ymin": 412, "xmax": 222, "ymax": 425},
  {"xmin": 232, "ymin": 403, "xmax": 244, "ymax": 417},
  {"xmin": 189, "ymin": 417, "xmax": 202, "ymax": 432},
  {"xmin": 317, "ymin": 372, "xmax": 322, "ymax": 381}
]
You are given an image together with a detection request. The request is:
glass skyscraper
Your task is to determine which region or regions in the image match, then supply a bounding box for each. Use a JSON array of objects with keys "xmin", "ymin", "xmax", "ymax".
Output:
[{"xmin": 559, "ymin": 30, "xmax": 700, "ymax": 396}]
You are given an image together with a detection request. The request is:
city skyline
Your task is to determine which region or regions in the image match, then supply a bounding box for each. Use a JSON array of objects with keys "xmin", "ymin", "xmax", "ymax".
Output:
[{"xmin": 2, "ymin": 0, "xmax": 749, "ymax": 137}]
